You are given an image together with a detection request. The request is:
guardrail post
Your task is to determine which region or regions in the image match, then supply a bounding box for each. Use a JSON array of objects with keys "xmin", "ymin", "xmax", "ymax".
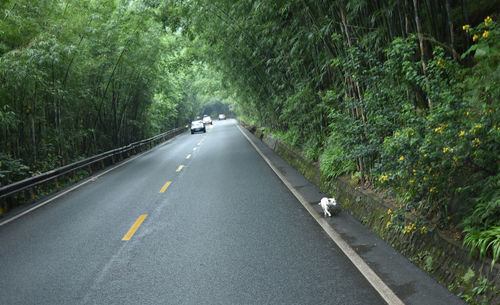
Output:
[
  {"xmin": 0, "ymin": 197, "xmax": 5, "ymax": 218},
  {"xmin": 29, "ymin": 187, "xmax": 36, "ymax": 202},
  {"xmin": 101, "ymin": 160, "xmax": 105, "ymax": 169}
]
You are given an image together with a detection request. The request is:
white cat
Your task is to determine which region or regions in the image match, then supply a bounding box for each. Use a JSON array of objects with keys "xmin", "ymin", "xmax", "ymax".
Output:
[{"xmin": 319, "ymin": 197, "xmax": 337, "ymax": 217}]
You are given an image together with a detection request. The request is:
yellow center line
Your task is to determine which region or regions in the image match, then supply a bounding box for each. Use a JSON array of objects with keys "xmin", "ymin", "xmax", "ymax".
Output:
[
  {"xmin": 176, "ymin": 165, "xmax": 184, "ymax": 172},
  {"xmin": 122, "ymin": 214, "xmax": 147, "ymax": 241},
  {"xmin": 159, "ymin": 181, "xmax": 171, "ymax": 193},
  {"xmin": 186, "ymin": 154, "xmax": 191, "ymax": 159}
]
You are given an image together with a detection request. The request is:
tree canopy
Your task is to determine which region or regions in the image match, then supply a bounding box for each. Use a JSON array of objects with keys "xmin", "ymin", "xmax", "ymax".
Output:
[
  {"xmin": 0, "ymin": 0, "xmax": 228, "ymax": 184},
  {"xmin": 1, "ymin": 0, "xmax": 499, "ymax": 269},
  {"xmin": 155, "ymin": 0, "xmax": 500, "ymax": 266}
]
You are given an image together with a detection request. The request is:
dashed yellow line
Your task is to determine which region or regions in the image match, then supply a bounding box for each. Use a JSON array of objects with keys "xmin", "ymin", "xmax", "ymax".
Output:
[
  {"xmin": 176, "ymin": 165, "xmax": 184, "ymax": 172},
  {"xmin": 122, "ymin": 214, "xmax": 147, "ymax": 241},
  {"xmin": 159, "ymin": 181, "xmax": 171, "ymax": 193},
  {"xmin": 186, "ymin": 154, "xmax": 191, "ymax": 159}
]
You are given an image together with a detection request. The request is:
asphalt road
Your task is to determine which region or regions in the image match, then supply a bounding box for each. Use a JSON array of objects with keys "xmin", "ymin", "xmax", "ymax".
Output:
[{"xmin": 0, "ymin": 119, "xmax": 461, "ymax": 305}]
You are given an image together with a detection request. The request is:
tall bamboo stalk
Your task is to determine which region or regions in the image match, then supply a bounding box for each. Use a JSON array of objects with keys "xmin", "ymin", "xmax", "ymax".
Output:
[{"xmin": 412, "ymin": 0, "xmax": 432, "ymax": 110}]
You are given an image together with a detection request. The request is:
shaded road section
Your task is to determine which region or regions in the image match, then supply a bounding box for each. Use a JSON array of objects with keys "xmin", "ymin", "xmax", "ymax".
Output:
[{"xmin": 1, "ymin": 119, "xmax": 386, "ymax": 304}]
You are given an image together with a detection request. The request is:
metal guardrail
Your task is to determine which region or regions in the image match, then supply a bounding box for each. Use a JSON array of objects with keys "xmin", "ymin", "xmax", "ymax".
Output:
[{"xmin": 0, "ymin": 126, "xmax": 187, "ymax": 213}]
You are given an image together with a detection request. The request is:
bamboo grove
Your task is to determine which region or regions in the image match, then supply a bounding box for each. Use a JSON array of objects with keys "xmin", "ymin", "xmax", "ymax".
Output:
[
  {"xmin": 1, "ymin": 0, "xmax": 499, "ymax": 267},
  {"xmin": 0, "ymin": 0, "xmax": 228, "ymax": 185},
  {"xmin": 157, "ymin": 0, "xmax": 500, "ymax": 264}
]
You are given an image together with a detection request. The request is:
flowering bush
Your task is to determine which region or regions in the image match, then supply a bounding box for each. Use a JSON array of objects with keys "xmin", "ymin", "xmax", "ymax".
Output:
[{"xmin": 375, "ymin": 17, "xmax": 499, "ymax": 264}]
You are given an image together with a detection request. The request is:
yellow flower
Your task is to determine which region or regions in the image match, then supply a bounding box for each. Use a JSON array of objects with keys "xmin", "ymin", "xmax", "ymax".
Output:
[
  {"xmin": 483, "ymin": 31, "xmax": 489, "ymax": 38},
  {"xmin": 484, "ymin": 16, "xmax": 493, "ymax": 27},
  {"xmin": 459, "ymin": 130, "xmax": 465, "ymax": 137},
  {"xmin": 409, "ymin": 180, "xmax": 415, "ymax": 184},
  {"xmin": 453, "ymin": 156, "xmax": 458, "ymax": 162},
  {"xmin": 403, "ymin": 226, "xmax": 409, "ymax": 234},
  {"xmin": 473, "ymin": 34, "xmax": 479, "ymax": 41},
  {"xmin": 466, "ymin": 111, "xmax": 470, "ymax": 116},
  {"xmin": 421, "ymin": 226, "xmax": 427, "ymax": 234},
  {"xmin": 399, "ymin": 156, "xmax": 404, "ymax": 161},
  {"xmin": 413, "ymin": 169, "xmax": 416, "ymax": 175},
  {"xmin": 462, "ymin": 24, "xmax": 470, "ymax": 32},
  {"xmin": 386, "ymin": 221, "xmax": 391, "ymax": 228},
  {"xmin": 379, "ymin": 175, "xmax": 388, "ymax": 183},
  {"xmin": 430, "ymin": 187, "xmax": 436, "ymax": 193},
  {"xmin": 387, "ymin": 209, "xmax": 392, "ymax": 215}
]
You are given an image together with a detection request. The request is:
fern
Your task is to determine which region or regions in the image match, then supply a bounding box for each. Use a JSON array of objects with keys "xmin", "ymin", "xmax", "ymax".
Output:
[{"xmin": 463, "ymin": 226, "xmax": 500, "ymax": 269}]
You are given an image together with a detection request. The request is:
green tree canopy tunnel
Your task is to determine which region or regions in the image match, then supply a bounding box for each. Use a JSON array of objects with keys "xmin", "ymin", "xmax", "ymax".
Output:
[{"xmin": 1, "ymin": 0, "xmax": 499, "ymax": 269}]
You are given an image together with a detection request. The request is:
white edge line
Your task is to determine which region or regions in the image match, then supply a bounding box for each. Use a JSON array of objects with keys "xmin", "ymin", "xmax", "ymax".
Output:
[
  {"xmin": 0, "ymin": 135, "xmax": 180, "ymax": 227},
  {"xmin": 237, "ymin": 124, "xmax": 404, "ymax": 305}
]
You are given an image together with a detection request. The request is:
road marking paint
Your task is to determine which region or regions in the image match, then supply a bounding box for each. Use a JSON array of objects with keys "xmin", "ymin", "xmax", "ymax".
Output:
[
  {"xmin": 122, "ymin": 214, "xmax": 147, "ymax": 241},
  {"xmin": 159, "ymin": 181, "xmax": 171, "ymax": 193},
  {"xmin": 176, "ymin": 165, "xmax": 184, "ymax": 172},
  {"xmin": 193, "ymin": 147, "xmax": 197, "ymax": 151},
  {"xmin": 197, "ymin": 141, "xmax": 202, "ymax": 146},
  {"xmin": 237, "ymin": 124, "xmax": 405, "ymax": 305},
  {"xmin": 186, "ymin": 154, "xmax": 191, "ymax": 159}
]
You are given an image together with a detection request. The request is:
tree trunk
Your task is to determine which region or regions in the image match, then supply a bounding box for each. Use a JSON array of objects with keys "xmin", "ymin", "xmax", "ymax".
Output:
[
  {"xmin": 412, "ymin": 0, "xmax": 432, "ymax": 110},
  {"xmin": 445, "ymin": 0, "xmax": 459, "ymax": 60},
  {"xmin": 341, "ymin": 8, "xmax": 366, "ymax": 185}
]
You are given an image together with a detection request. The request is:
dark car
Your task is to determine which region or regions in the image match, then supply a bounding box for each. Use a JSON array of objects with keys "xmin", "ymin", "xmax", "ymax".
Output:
[{"xmin": 190, "ymin": 120, "xmax": 206, "ymax": 134}]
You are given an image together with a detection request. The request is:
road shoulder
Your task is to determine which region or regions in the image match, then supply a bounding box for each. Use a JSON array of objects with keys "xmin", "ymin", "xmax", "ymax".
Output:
[{"xmin": 237, "ymin": 123, "xmax": 465, "ymax": 305}]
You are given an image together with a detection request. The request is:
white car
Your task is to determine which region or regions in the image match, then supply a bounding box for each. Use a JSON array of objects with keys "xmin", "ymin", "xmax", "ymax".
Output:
[
  {"xmin": 202, "ymin": 115, "xmax": 212, "ymax": 125},
  {"xmin": 190, "ymin": 120, "xmax": 206, "ymax": 134},
  {"xmin": 218, "ymin": 114, "xmax": 226, "ymax": 120}
]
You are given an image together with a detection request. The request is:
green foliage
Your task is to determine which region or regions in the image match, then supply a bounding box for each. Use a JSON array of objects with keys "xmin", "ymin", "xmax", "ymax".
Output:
[
  {"xmin": 167, "ymin": 0, "xmax": 500, "ymax": 268},
  {"xmin": 0, "ymin": 153, "xmax": 30, "ymax": 186},
  {"xmin": 319, "ymin": 133, "xmax": 356, "ymax": 180},
  {"xmin": 0, "ymin": 0, "xmax": 231, "ymax": 187},
  {"xmin": 463, "ymin": 225, "xmax": 500, "ymax": 270},
  {"xmin": 1, "ymin": 0, "xmax": 499, "ymax": 273}
]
